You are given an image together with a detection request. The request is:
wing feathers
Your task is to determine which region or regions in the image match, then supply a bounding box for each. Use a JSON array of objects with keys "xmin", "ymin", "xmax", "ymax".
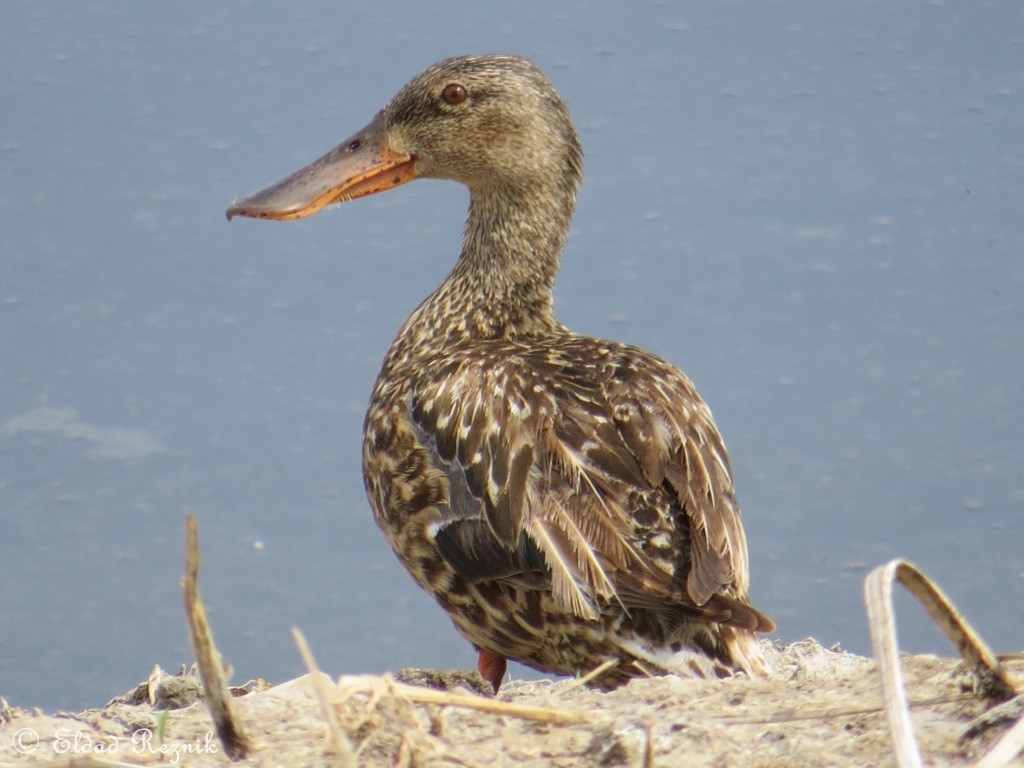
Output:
[
  {"xmin": 526, "ymin": 518, "xmax": 600, "ymax": 620},
  {"xmin": 410, "ymin": 338, "xmax": 757, "ymax": 622}
]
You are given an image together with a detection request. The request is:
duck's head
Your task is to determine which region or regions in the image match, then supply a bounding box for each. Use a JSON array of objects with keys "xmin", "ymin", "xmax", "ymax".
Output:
[{"xmin": 227, "ymin": 54, "xmax": 582, "ymax": 221}]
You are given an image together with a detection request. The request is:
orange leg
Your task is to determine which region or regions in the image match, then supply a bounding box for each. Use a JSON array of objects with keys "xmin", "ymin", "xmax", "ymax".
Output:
[{"xmin": 477, "ymin": 648, "xmax": 507, "ymax": 693}]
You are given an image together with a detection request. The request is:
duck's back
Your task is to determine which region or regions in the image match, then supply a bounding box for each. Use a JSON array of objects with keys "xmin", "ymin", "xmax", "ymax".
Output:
[{"xmin": 362, "ymin": 330, "xmax": 773, "ymax": 687}]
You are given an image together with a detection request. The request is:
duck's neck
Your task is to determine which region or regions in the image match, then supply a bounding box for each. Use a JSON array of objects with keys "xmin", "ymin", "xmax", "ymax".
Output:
[{"xmin": 395, "ymin": 179, "xmax": 577, "ymax": 352}]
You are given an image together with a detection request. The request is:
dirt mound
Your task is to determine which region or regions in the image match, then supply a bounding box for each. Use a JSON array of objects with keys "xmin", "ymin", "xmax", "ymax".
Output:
[{"xmin": 2, "ymin": 640, "xmax": 1021, "ymax": 767}]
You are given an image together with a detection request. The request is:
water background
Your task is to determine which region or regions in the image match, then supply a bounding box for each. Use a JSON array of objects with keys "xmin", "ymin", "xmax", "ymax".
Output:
[{"xmin": 2, "ymin": 2, "xmax": 1021, "ymax": 710}]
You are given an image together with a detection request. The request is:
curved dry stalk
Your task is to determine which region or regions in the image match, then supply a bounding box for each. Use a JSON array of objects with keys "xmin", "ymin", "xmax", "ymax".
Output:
[{"xmin": 864, "ymin": 558, "xmax": 1018, "ymax": 768}]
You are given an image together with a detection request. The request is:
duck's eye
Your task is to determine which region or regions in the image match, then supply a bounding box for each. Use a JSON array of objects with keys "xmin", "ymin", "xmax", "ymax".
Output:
[{"xmin": 441, "ymin": 83, "xmax": 467, "ymax": 105}]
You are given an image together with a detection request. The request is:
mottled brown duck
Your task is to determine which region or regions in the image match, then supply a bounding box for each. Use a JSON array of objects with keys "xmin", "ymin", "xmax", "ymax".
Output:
[{"xmin": 228, "ymin": 54, "xmax": 774, "ymax": 692}]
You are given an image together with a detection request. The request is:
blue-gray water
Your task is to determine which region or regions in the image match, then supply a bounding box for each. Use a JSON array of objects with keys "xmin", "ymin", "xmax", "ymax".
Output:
[{"xmin": 2, "ymin": 2, "xmax": 1021, "ymax": 711}]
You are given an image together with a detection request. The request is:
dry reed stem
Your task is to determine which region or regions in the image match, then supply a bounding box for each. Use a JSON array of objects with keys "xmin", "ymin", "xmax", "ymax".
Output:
[
  {"xmin": 292, "ymin": 627, "xmax": 357, "ymax": 767},
  {"xmin": 182, "ymin": 514, "xmax": 251, "ymax": 760},
  {"xmin": 558, "ymin": 658, "xmax": 620, "ymax": 694},
  {"xmin": 327, "ymin": 674, "xmax": 591, "ymax": 725},
  {"xmin": 864, "ymin": 558, "xmax": 1020, "ymax": 768}
]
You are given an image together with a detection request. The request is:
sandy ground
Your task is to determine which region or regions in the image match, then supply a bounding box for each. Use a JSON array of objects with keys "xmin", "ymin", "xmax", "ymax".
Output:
[{"xmin": 1, "ymin": 639, "xmax": 1022, "ymax": 767}]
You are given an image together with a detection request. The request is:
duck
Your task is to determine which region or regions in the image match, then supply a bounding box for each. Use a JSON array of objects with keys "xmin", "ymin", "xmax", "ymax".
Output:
[{"xmin": 227, "ymin": 54, "xmax": 774, "ymax": 693}]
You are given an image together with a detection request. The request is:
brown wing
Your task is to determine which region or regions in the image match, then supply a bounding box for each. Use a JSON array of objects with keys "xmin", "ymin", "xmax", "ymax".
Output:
[
  {"xmin": 409, "ymin": 337, "xmax": 763, "ymax": 628},
  {"xmin": 598, "ymin": 348, "xmax": 750, "ymax": 602}
]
